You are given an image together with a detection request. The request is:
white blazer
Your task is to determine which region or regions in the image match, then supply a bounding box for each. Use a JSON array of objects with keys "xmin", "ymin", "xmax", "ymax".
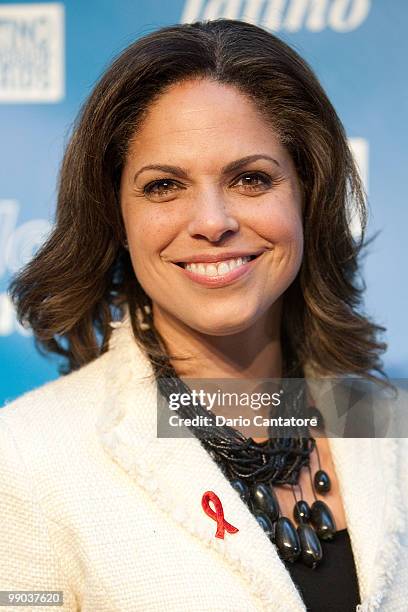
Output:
[{"xmin": 1, "ymin": 311, "xmax": 407, "ymax": 612}]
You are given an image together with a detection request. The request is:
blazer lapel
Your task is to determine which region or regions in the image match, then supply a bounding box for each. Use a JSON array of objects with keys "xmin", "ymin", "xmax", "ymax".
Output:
[
  {"xmin": 97, "ymin": 313, "xmax": 306, "ymax": 611},
  {"xmin": 96, "ymin": 311, "xmax": 405, "ymax": 612},
  {"xmin": 312, "ymin": 379, "xmax": 406, "ymax": 610},
  {"xmin": 328, "ymin": 435, "xmax": 405, "ymax": 611}
]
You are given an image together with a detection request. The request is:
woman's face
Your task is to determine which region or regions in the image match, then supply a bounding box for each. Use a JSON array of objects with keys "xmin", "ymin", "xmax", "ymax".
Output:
[{"xmin": 120, "ymin": 78, "xmax": 303, "ymax": 336}]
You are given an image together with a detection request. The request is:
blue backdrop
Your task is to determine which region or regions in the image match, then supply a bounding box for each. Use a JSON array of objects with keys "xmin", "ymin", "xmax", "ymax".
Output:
[{"xmin": 1, "ymin": 0, "xmax": 407, "ymax": 405}]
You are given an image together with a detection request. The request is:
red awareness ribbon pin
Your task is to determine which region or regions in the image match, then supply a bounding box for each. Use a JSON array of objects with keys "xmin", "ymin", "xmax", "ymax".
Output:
[{"xmin": 201, "ymin": 490, "xmax": 239, "ymax": 539}]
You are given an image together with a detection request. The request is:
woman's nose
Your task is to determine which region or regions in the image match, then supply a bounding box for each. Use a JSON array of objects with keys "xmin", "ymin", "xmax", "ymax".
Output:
[{"xmin": 187, "ymin": 190, "xmax": 239, "ymax": 242}]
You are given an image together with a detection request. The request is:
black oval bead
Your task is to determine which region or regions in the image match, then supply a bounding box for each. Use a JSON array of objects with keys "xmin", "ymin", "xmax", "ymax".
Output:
[
  {"xmin": 255, "ymin": 513, "xmax": 275, "ymax": 540},
  {"xmin": 297, "ymin": 523, "xmax": 323, "ymax": 569},
  {"xmin": 230, "ymin": 479, "xmax": 250, "ymax": 503},
  {"xmin": 251, "ymin": 483, "xmax": 280, "ymax": 522},
  {"xmin": 275, "ymin": 517, "xmax": 301, "ymax": 562},
  {"xmin": 310, "ymin": 500, "xmax": 336, "ymax": 540},
  {"xmin": 293, "ymin": 500, "xmax": 311, "ymax": 524},
  {"xmin": 314, "ymin": 469, "xmax": 331, "ymax": 493}
]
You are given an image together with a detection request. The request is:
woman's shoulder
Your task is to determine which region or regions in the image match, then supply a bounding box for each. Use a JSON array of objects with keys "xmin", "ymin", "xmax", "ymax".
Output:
[{"xmin": 0, "ymin": 349, "xmax": 111, "ymax": 463}]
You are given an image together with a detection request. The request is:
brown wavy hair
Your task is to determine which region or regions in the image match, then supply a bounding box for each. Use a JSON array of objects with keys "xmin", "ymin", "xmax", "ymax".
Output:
[{"xmin": 8, "ymin": 18, "xmax": 388, "ymax": 383}]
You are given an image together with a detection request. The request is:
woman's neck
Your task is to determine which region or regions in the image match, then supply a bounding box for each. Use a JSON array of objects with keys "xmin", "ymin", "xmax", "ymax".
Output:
[{"xmin": 152, "ymin": 302, "xmax": 283, "ymax": 380}]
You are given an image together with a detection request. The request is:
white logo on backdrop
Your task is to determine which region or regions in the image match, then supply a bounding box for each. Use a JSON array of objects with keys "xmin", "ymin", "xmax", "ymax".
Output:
[
  {"xmin": 348, "ymin": 137, "xmax": 368, "ymax": 238},
  {"xmin": 0, "ymin": 200, "xmax": 52, "ymax": 336},
  {"xmin": 0, "ymin": 138, "xmax": 367, "ymax": 337},
  {"xmin": 0, "ymin": 3, "xmax": 65, "ymax": 103},
  {"xmin": 181, "ymin": 0, "xmax": 372, "ymax": 32}
]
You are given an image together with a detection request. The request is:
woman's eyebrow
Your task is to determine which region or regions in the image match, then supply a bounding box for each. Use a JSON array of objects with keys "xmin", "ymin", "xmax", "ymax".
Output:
[{"xmin": 132, "ymin": 154, "xmax": 281, "ymax": 183}]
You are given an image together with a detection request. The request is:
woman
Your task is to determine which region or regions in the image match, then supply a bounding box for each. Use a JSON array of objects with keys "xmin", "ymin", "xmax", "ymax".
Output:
[{"xmin": 1, "ymin": 18, "xmax": 407, "ymax": 612}]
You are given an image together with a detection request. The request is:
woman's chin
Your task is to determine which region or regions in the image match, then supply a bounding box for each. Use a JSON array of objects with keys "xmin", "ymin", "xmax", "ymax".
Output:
[{"xmin": 186, "ymin": 314, "xmax": 260, "ymax": 337}]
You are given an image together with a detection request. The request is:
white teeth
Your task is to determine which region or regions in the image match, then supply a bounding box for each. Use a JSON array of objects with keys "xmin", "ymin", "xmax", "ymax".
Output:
[
  {"xmin": 217, "ymin": 262, "xmax": 230, "ymax": 275},
  {"xmin": 205, "ymin": 264, "xmax": 218, "ymax": 277},
  {"xmin": 184, "ymin": 255, "xmax": 252, "ymax": 276},
  {"xmin": 229, "ymin": 257, "xmax": 243, "ymax": 270}
]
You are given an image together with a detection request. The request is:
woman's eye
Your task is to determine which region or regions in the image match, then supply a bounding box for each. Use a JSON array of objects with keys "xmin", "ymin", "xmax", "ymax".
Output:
[
  {"xmin": 232, "ymin": 172, "xmax": 273, "ymax": 191},
  {"xmin": 142, "ymin": 172, "xmax": 274, "ymax": 200},
  {"xmin": 143, "ymin": 179, "xmax": 180, "ymax": 198}
]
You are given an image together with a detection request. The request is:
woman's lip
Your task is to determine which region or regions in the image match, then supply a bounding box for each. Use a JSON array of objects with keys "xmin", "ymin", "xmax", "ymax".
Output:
[
  {"xmin": 174, "ymin": 249, "xmax": 266, "ymax": 264},
  {"xmin": 172, "ymin": 253, "xmax": 264, "ymax": 287}
]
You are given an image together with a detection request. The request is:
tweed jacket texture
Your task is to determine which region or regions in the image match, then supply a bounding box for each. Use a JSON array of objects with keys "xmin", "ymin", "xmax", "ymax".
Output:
[{"xmin": 1, "ymin": 310, "xmax": 407, "ymax": 611}]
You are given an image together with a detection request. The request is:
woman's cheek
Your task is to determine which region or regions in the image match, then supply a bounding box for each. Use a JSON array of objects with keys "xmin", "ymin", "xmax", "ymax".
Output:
[{"xmin": 256, "ymin": 207, "xmax": 303, "ymax": 247}]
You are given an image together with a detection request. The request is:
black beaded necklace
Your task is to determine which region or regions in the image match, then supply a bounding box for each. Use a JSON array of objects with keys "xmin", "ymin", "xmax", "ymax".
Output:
[{"xmin": 157, "ymin": 373, "xmax": 337, "ymax": 570}]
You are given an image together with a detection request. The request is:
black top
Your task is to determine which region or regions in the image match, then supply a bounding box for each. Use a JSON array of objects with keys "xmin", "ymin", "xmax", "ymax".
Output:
[{"xmin": 284, "ymin": 529, "xmax": 361, "ymax": 611}]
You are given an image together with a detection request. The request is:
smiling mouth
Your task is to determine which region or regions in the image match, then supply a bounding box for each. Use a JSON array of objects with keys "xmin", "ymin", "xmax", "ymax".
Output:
[{"xmin": 175, "ymin": 253, "xmax": 261, "ymax": 277}]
